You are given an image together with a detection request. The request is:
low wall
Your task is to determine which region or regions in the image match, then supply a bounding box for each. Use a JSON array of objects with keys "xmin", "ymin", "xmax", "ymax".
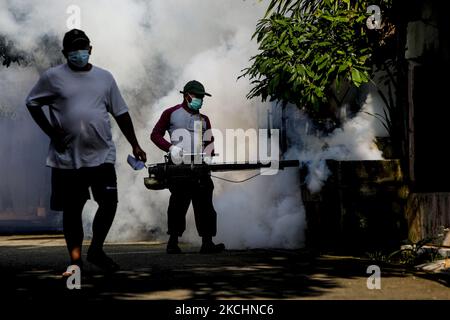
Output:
[
  {"xmin": 405, "ymin": 193, "xmax": 450, "ymax": 246},
  {"xmin": 301, "ymin": 160, "xmax": 409, "ymax": 253}
]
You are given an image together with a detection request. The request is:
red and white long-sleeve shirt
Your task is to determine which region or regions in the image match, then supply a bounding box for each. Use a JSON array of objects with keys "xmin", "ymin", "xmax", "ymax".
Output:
[{"xmin": 151, "ymin": 102, "xmax": 214, "ymax": 155}]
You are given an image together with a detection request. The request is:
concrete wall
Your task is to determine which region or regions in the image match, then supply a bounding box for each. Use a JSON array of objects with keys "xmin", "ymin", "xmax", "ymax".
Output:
[
  {"xmin": 405, "ymin": 193, "xmax": 450, "ymax": 246},
  {"xmin": 301, "ymin": 160, "xmax": 409, "ymax": 253}
]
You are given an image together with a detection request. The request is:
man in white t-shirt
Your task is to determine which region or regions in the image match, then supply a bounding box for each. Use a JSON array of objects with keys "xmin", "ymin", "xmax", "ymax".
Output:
[{"xmin": 26, "ymin": 29, "xmax": 147, "ymax": 274}]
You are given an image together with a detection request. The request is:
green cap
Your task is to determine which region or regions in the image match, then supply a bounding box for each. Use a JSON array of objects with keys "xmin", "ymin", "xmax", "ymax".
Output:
[{"xmin": 180, "ymin": 80, "xmax": 211, "ymax": 97}]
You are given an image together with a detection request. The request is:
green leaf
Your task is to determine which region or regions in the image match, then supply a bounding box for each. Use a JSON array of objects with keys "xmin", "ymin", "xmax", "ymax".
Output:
[
  {"xmin": 241, "ymin": 0, "xmax": 392, "ymax": 126},
  {"xmin": 351, "ymin": 68, "xmax": 362, "ymax": 86}
]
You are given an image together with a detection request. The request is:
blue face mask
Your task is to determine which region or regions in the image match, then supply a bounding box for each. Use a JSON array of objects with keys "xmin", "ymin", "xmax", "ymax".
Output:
[
  {"xmin": 188, "ymin": 97, "xmax": 203, "ymax": 110},
  {"xmin": 67, "ymin": 50, "xmax": 90, "ymax": 68}
]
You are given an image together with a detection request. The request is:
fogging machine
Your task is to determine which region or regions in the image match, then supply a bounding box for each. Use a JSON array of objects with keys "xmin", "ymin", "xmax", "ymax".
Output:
[{"xmin": 144, "ymin": 157, "xmax": 300, "ymax": 190}]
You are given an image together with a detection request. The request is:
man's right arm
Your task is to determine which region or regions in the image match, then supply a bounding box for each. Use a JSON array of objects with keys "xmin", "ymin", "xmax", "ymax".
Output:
[
  {"xmin": 26, "ymin": 106, "xmax": 55, "ymax": 138},
  {"xmin": 150, "ymin": 109, "xmax": 173, "ymax": 152},
  {"xmin": 26, "ymin": 105, "xmax": 67, "ymax": 153},
  {"xmin": 26, "ymin": 72, "xmax": 66, "ymax": 152}
]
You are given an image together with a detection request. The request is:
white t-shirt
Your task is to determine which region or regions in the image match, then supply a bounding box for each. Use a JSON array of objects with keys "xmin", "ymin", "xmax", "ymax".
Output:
[{"xmin": 26, "ymin": 64, "xmax": 128, "ymax": 169}]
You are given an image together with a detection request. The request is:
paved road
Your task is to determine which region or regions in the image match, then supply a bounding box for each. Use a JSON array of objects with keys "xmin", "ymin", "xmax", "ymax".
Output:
[{"xmin": 0, "ymin": 234, "xmax": 449, "ymax": 302}]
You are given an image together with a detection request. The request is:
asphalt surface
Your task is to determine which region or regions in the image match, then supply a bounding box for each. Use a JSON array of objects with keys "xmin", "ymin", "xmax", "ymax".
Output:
[{"xmin": 0, "ymin": 234, "xmax": 449, "ymax": 302}]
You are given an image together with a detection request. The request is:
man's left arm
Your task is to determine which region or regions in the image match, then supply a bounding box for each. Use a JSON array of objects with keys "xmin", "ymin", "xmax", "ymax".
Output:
[
  {"xmin": 115, "ymin": 112, "xmax": 147, "ymax": 163},
  {"xmin": 108, "ymin": 76, "xmax": 147, "ymax": 162}
]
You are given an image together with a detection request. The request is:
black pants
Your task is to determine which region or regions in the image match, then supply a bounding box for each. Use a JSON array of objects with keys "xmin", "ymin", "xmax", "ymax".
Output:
[
  {"xmin": 51, "ymin": 163, "xmax": 118, "ymax": 252},
  {"xmin": 167, "ymin": 175, "xmax": 217, "ymax": 237}
]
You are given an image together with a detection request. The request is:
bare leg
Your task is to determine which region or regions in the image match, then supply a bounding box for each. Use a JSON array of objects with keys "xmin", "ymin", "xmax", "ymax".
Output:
[{"xmin": 63, "ymin": 199, "xmax": 86, "ymax": 265}]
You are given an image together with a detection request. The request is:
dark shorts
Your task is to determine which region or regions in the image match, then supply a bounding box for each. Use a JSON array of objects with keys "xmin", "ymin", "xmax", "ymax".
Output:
[{"xmin": 51, "ymin": 163, "xmax": 118, "ymax": 211}]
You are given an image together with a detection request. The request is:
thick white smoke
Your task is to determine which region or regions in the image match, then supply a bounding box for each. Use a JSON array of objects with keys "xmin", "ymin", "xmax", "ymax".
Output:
[
  {"xmin": 292, "ymin": 88, "xmax": 387, "ymax": 193},
  {"xmin": 0, "ymin": 0, "xmax": 387, "ymax": 249}
]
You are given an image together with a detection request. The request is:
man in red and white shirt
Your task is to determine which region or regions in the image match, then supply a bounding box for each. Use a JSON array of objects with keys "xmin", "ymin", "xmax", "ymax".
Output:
[{"xmin": 151, "ymin": 80, "xmax": 225, "ymax": 254}]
